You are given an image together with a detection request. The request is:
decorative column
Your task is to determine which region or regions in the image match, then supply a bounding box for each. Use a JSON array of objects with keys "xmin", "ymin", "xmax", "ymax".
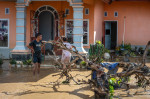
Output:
[
  {"xmin": 72, "ymin": 6, "xmax": 87, "ymax": 55},
  {"xmin": 11, "ymin": 0, "xmax": 31, "ymax": 60}
]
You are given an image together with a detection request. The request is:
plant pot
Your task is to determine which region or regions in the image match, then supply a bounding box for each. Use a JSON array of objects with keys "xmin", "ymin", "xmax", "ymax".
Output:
[
  {"xmin": 77, "ymin": 65, "xmax": 80, "ymax": 69},
  {"xmin": 23, "ymin": 65, "xmax": 27, "ymax": 67},
  {"xmin": 9, "ymin": 64, "xmax": 16, "ymax": 68},
  {"xmin": 82, "ymin": 66, "xmax": 86, "ymax": 69},
  {"xmin": 104, "ymin": 53, "xmax": 110, "ymax": 60},
  {"xmin": 29, "ymin": 64, "xmax": 33, "ymax": 67},
  {"xmin": 17, "ymin": 64, "xmax": 21, "ymax": 68}
]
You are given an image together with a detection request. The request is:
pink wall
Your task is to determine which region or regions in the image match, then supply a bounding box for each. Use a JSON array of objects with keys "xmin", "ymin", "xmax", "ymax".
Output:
[
  {"xmin": 94, "ymin": 0, "xmax": 104, "ymax": 43},
  {"xmin": 104, "ymin": 1, "xmax": 150, "ymax": 46},
  {"xmin": 0, "ymin": 1, "xmax": 16, "ymax": 49},
  {"xmin": 83, "ymin": 0, "xmax": 94, "ymax": 48}
]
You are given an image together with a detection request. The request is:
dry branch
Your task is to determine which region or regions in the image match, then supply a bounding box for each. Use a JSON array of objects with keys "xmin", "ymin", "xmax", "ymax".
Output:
[{"xmin": 44, "ymin": 38, "xmax": 150, "ymax": 98}]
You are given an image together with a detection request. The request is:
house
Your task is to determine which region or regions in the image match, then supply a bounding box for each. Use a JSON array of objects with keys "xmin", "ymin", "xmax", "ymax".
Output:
[{"xmin": 0, "ymin": 0, "xmax": 150, "ymax": 59}]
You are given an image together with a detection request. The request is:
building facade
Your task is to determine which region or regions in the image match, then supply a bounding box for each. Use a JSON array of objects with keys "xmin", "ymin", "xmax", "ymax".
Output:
[{"xmin": 0, "ymin": 0, "xmax": 150, "ymax": 59}]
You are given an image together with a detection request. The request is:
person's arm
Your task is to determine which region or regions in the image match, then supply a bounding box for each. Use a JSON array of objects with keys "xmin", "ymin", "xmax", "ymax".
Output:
[
  {"xmin": 42, "ymin": 41, "xmax": 47, "ymax": 43},
  {"xmin": 41, "ymin": 40, "xmax": 47, "ymax": 50},
  {"xmin": 27, "ymin": 42, "xmax": 35, "ymax": 53}
]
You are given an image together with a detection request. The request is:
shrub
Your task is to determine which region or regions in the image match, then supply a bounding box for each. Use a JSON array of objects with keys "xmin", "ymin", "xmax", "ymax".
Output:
[
  {"xmin": 80, "ymin": 61, "xmax": 86, "ymax": 66},
  {"xmin": 9, "ymin": 59, "xmax": 16, "ymax": 65},
  {"xmin": 120, "ymin": 43, "xmax": 131, "ymax": 51},
  {"xmin": 0, "ymin": 58, "xmax": 3, "ymax": 65},
  {"xmin": 89, "ymin": 41, "xmax": 105, "ymax": 63},
  {"xmin": 130, "ymin": 52, "xmax": 136, "ymax": 57},
  {"xmin": 23, "ymin": 59, "xmax": 32, "ymax": 65}
]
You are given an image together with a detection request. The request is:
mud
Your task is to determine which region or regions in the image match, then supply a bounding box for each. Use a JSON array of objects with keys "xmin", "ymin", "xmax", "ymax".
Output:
[{"xmin": 0, "ymin": 60, "xmax": 150, "ymax": 99}]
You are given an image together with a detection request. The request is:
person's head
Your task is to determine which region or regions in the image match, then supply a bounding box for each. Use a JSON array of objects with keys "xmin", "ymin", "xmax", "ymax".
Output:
[
  {"xmin": 35, "ymin": 33, "xmax": 42, "ymax": 40},
  {"xmin": 62, "ymin": 37, "xmax": 68, "ymax": 42}
]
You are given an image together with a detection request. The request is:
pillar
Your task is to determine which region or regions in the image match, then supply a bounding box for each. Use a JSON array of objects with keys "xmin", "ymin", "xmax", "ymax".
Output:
[
  {"xmin": 11, "ymin": 1, "xmax": 31, "ymax": 60},
  {"xmin": 73, "ymin": 6, "xmax": 87, "ymax": 55}
]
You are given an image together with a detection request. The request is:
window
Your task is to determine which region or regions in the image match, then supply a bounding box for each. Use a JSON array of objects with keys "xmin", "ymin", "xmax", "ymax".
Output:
[
  {"xmin": 0, "ymin": 19, "xmax": 9, "ymax": 47},
  {"xmin": 104, "ymin": 11, "xmax": 107, "ymax": 17},
  {"xmin": 66, "ymin": 20, "xmax": 74, "ymax": 44},
  {"xmin": 5, "ymin": 8, "xmax": 9, "ymax": 14},
  {"xmin": 114, "ymin": 11, "xmax": 118, "ymax": 17},
  {"xmin": 65, "ymin": 19, "xmax": 89, "ymax": 45},
  {"xmin": 83, "ymin": 20, "xmax": 89, "ymax": 44},
  {"xmin": 85, "ymin": 8, "xmax": 89, "ymax": 15},
  {"xmin": 65, "ymin": 9, "xmax": 70, "ymax": 15}
]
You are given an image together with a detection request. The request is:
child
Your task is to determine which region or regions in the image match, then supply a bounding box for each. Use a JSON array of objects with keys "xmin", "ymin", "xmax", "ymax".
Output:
[
  {"xmin": 27, "ymin": 33, "xmax": 44, "ymax": 75},
  {"xmin": 61, "ymin": 37, "xmax": 72, "ymax": 70}
]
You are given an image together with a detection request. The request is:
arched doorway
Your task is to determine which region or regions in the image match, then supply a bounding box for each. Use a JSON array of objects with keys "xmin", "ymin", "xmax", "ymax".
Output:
[{"xmin": 31, "ymin": 5, "xmax": 59, "ymax": 54}]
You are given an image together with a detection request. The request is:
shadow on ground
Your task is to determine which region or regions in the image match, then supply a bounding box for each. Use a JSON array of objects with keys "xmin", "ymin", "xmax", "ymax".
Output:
[{"xmin": 0, "ymin": 67, "xmax": 60, "ymax": 83}]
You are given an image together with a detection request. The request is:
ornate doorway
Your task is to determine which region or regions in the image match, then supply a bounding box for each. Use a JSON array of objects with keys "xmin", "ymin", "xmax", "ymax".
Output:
[{"xmin": 30, "ymin": 5, "xmax": 59, "ymax": 54}]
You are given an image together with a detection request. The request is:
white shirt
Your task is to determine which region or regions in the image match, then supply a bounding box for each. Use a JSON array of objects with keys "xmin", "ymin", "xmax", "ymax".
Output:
[{"xmin": 62, "ymin": 42, "xmax": 72, "ymax": 57}]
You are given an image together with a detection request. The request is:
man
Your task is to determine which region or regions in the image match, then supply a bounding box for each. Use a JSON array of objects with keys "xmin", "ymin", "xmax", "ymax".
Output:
[{"xmin": 27, "ymin": 33, "xmax": 45, "ymax": 75}]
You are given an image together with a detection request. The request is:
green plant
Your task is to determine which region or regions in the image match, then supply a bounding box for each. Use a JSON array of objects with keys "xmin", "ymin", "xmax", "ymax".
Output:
[
  {"xmin": 139, "ymin": 47, "xmax": 143, "ymax": 50},
  {"xmin": 121, "ymin": 50, "xmax": 129, "ymax": 56},
  {"xmin": 96, "ymin": 41, "xmax": 102, "ymax": 45},
  {"xmin": 115, "ymin": 47, "xmax": 120, "ymax": 51},
  {"xmin": 23, "ymin": 61, "xmax": 27, "ymax": 65},
  {"xmin": 130, "ymin": 52, "xmax": 136, "ymax": 57},
  {"xmin": 0, "ymin": 58, "xmax": 3, "ymax": 65},
  {"xmin": 109, "ymin": 78, "xmax": 116, "ymax": 99},
  {"xmin": 104, "ymin": 48, "xmax": 110, "ymax": 53},
  {"xmin": 89, "ymin": 41, "xmax": 105, "ymax": 63},
  {"xmin": 115, "ymin": 58, "xmax": 120, "ymax": 62},
  {"xmin": 120, "ymin": 43, "xmax": 131, "ymax": 51},
  {"xmin": 80, "ymin": 61, "xmax": 86, "ymax": 66},
  {"xmin": 26, "ymin": 59, "xmax": 32, "ymax": 65},
  {"xmin": 138, "ymin": 47, "xmax": 143, "ymax": 53},
  {"xmin": 23, "ymin": 59, "xmax": 32, "ymax": 65},
  {"xmin": 9, "ymin": 59, "xmax": 16, "ymax": 65},
  {"xmin": 108, "ymin": 77, "xmax": 124, "ymax": 99}
]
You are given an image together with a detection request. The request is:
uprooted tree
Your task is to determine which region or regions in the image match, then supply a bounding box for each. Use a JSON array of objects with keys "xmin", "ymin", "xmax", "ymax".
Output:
[{"xmin": 44, "ymin": 38, "xmax": 150, "ymax": 99}]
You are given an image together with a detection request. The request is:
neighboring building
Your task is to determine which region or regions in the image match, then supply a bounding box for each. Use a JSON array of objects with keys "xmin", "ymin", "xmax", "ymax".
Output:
[{"xmin": 0, "ymin": 0, "xmax": 150, "ymax": 59}]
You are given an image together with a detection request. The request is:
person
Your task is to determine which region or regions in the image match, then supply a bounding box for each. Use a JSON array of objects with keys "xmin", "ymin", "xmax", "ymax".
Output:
[
  {"xmin": 27, "ymin": 33, "xmax": 44, "ymax": 75},
  {"xmin": 61, "ymin": 37, "xmax": 73, "ymax": 70}
]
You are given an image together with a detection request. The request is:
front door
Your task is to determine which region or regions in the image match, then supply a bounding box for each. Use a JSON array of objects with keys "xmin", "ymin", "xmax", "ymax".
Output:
[
  {"xmin": 39, "ymin": 11, "xmax": 54, "ymax": 53},
  {"xmin": 105, "ymin": 21, "xmax": 117, "ymax": 50}
]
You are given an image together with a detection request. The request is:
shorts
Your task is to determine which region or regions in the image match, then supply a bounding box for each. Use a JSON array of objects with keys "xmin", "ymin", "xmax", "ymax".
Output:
[
  {"xmin": 33, "ymin": 53, "xmax": 42, "ymax": 64},
  {"xmin": 61, "ymin": 54, "xmax": 71, "ymax": 64},
  {"xmin": 33, "ymin": 56, "xmax": 42, "ymax": 64}
]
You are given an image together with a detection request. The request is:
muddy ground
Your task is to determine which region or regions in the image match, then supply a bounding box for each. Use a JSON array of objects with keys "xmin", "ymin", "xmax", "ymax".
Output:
[{"xmin": 0, "ymin": 60, "xmax": 150, "ymax": 99}]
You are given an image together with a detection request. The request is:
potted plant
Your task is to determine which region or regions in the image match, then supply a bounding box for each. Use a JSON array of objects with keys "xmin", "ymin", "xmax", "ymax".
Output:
[
  {"xmin": 16, "ymin": 61, "xmax": 22, "ymax": 68},
  {"xmin": 138, "ymin": 47, "xmax": 144, "ymax": 55},
  {"xmin": 80, "ymin": 61, "xmax": 86, "ymax": 68},
  {"xmin": 130, "ymin": 52, "xmax": 136, "ymax": 57},
  {"xmin": 89, "ymin": 40, "xmax": 105, "ymax": 63},
  {"xmin": 26, "ymin": 59, "xmax": 32, "ymax": 67},
  {"xmin": 22, "ymin": 60, "xmax": 27, "ymax": 67},
  {"xmin": 23, "ymin": 59, "xmax": 32, "ymax": 67},
  {"xmin": 0, "ymin": 58, "xmax": 3, "ymax": 68},
  {"xmin": 9, "ymin": 59, "xmax": 16, "ymax": 68},
  {"xmin": 115, "ymin": 47, "xmax": 120, "ymax": 56}
]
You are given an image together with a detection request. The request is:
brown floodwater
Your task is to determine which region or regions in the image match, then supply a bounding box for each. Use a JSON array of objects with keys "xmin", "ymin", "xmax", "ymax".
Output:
[{"xmin": 0, "ymin": 60, "xmax": 150, "ymax": 99}]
